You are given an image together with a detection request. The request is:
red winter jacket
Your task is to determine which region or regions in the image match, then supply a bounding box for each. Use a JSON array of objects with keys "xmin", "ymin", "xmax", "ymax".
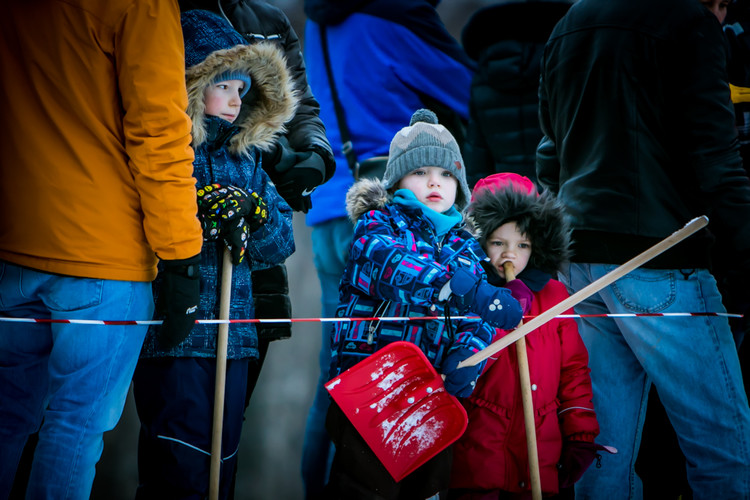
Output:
[{"xmin": 450, "ymin": 279, "xmax": 599, "ymax": 495}]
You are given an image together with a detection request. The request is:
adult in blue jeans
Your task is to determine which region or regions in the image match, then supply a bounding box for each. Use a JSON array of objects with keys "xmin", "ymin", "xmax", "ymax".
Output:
[
  {"xmin": 300, "ymin": 0, "xmax": 475, "ymax": 496},
  {"xmin": 537, "ymin": 0, "xmax": 750, "ymax": 497},
  {"xmin": 0, "ymin": 2, "xmax": 202, "ymax": 498}
]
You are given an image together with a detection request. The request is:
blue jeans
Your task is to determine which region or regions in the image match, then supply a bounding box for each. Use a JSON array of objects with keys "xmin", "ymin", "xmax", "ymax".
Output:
[
  {"xmin": 301, "ymin": 217, "xmax": 353, "ymax": 498},
  {"xmin": 0, "ymin": 262, "xmax": 152, "ymax": 500},
  {"xmin": 559, "ymin": 264, "xmax": 750, "ymax": 500}
]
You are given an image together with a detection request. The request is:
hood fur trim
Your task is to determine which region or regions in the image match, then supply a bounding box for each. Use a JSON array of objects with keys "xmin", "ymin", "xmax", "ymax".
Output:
[
  {"xmin": 346, "ymin": 178, "xmax": 391, "ymax": 223},
  {"xmin": 186, "ymin": 42, "xmax": 298, "ymax": 155},
  {"xmin": 467, "ymin": 188, "xmax": 572, "ymax": 274}
]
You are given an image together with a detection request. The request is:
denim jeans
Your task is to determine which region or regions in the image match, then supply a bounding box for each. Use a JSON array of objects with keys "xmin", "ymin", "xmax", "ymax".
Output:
[
  {"xmin": 301, "ymin": 216, "xmax": 354, "ymax": 498},
  {"xmin": 559, "ymin": 264, "xmax": 750, "ymax": 500},
  {"xmin": 0, "ymin": 262, "xmax": 152, "ymax": 500}
]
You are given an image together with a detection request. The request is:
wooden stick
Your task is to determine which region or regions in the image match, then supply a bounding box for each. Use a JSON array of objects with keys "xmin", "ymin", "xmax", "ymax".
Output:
[
  {"xmin": 209, "ymin": 248, "xmax": 233, "ymax": 500},
  {"xmin": 505, "ymin": 262, "xmax": 542, "ymax": 500},
  {"xmin": 458, "ymin": 215, "xmax": 708, "ymax": 369}
]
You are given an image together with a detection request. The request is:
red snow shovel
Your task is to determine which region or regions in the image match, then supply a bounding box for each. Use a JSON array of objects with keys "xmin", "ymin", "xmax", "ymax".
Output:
[
  {"xmin": 326, "ymin": 215, "xmax": 708, "ymax": 483},
  {"xmin": 325, "ymin": 340, "xmax": 468, "ymax": 482}
]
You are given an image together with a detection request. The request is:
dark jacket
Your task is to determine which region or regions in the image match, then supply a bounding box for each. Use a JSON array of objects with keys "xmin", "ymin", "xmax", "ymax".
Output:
[
  {"xmin": 536, "ymin": 0, "xmax": 750, "ymax": 279},
  {"xmin": 142, "ymin": 10, "xmax": 297, "ymax": 360},
  {"xmin": 461, "ymin": 2, "xmax": 571, "ymax": 189},
  {"xmin": 329, "ymin": 179, "xmax": 497, "ymax": 379}
]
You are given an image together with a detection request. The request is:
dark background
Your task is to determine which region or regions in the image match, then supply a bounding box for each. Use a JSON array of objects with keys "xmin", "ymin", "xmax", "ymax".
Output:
[{"xmin": 92, "ymin": 1, "xmax": 494, "ymax": 499}]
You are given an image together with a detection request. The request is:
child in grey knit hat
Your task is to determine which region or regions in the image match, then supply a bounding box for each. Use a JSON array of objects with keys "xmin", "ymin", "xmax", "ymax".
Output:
[
  {"xmin": 381, "ymin": 108, "xmax": 472, "ymax": 210},
  {"xmin": 326, "ymin": 109, "xmax": 532, "ymax": 498}
]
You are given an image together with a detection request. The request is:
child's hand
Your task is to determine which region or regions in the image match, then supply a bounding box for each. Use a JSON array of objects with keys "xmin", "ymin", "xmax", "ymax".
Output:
[
  {"xmin": 441, "ymin": 347, "xmax": 481, "ymax": 397},
  {"xmin": 223, "ymin": 217, "xmax": 249, "ymax": 265},
  {"xmin": 447, "ymin": 268, "xmax": 523, "ymax": 329},
  {"xmin": 196, "ymin": 184, "xmax": 268, "ymax": 239},
  {"xmin": 558, "ymin": 441, "xmax": 610, "ymax": 488},
  {"xmin": 505, "ymin": 279, "xmax": 533, "ymax": 315}
]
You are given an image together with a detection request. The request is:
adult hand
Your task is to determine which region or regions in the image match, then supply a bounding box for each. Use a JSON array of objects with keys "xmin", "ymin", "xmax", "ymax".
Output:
[
  {"xmin": 156, "ymin": 254, "xmax": 200, "ymax": 349},
  {"xmin": 273, "ymin": 152, "xmax": 325, "ymax": 213}
]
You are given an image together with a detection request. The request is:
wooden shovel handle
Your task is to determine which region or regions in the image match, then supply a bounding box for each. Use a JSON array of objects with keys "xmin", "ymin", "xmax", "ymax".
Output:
[
  {"xmin": 505, "ymin": 262, "xmax": 542, "ymax": 500},
  {"xmin": 458, "ymin": 215, "xmax": 708, "ymax": 369},
  {"xmin": 210, "ymin": 248, "xmax": 233, "ymax": 500}
]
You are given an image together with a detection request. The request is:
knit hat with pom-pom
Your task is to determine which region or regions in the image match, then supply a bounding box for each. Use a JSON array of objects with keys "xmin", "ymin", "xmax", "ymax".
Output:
[{"xmin": 382, "ymin": 109, "xmax": 471, "ymax": 209}]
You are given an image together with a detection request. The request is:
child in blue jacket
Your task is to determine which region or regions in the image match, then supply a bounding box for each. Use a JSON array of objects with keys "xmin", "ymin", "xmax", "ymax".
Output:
[
  {"xmin": 132, "ymin": 10, "xmax": 297, "ymax": 499},
  {"xmin": 324, "ymin": 109, "xmax": 530, "ymax": 499}
]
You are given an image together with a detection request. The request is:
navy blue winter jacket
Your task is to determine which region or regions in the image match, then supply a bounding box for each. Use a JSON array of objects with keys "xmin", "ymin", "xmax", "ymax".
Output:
[{"xmin": 329, "ymin": 180, "xmax": 508, "ymax": 379}]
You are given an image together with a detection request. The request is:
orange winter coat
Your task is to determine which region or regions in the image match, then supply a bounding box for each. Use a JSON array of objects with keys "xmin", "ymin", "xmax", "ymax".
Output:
[{"xmin": 0, "ymin": 0, "xmax": 201, "ymax": 281}]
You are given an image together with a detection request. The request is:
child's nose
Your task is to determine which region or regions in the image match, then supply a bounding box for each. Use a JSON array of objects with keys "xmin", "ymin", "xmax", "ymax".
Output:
[{"xmin": 230, "ymin": 92, "xmax": 242, "ymax": 105}]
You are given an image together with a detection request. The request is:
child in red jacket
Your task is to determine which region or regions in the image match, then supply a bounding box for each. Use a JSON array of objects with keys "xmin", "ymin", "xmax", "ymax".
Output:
[{"xmin": 449, "ymin": 173, "xmax": 610, "ymax": 499}]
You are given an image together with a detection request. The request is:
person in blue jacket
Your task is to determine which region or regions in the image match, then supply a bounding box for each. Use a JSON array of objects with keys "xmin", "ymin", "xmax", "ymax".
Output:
[
  {"xmin": 301, "ymin": 2, "xmax": 475, "ymax": 496},
  {"xmin": 131, "ymin": 10, "xmax": 297, "ymax": 499},
  {"xmin": 325, "ymin": 109, "xmax": 528, "ymax": 499}
]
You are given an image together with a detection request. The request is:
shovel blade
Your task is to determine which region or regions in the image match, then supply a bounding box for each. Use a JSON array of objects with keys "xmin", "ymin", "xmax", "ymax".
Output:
[{"xmin": 326, "ymin": 341, "xmax": 468, "ymax": 481}]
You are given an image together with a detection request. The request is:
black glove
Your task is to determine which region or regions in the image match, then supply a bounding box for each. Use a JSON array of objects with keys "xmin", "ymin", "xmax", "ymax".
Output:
[
  {"xmin": 252, "ymin": 264, "xmax": 292, "ymax": 341},
  {"xmin": 224, "ymin": 217, "xmax": 250, "ymax": 265},
  {"xmin": 196, "ymin": 184, "xmax": 268, "ymax": 238},
  {"xmin": 262, "ymin": 136, "xmax": 297, "ymax": 172},
  {"xmin": 273, "ymin": 153, "xmax": 325, "ymax": 213},
  {"xmin": 156, "ymin": 254, "xmax": 201, "ymax": 350},
  {"xmin": 447, "ymin": 268, "xmax": 523, "ymax": 329},
  {"xmin": 441, "ymin": 347, "xmax": 482, "ymax": 397}
]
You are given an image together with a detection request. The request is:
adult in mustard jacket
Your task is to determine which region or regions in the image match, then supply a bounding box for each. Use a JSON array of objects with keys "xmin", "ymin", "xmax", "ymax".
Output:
[{"xmin": 0, "ymin": 1, "xmax": 203, "ymax": 498}]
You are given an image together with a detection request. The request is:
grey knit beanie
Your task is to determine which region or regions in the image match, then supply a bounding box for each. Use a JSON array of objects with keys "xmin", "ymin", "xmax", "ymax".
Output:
[{"xmin": 383, "ymin": 109, "xmax": 471, "ymax": 209}]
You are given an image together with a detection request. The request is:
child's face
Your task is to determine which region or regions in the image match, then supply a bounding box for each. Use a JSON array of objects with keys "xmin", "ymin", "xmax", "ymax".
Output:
[
  {"xmin": 700, "ymin": 0, "xmax": 729, "ymax": 23},
  {"xmin": 204, "ymin": 79, "xmax": 246, "ymax": 123},
  {"xmin": 396, "ymin": 166, "xmax": 457, "ymax": 213},
  {"xmin": 485, "ymin": 221, "xmax": 532, "ymax": 280}
]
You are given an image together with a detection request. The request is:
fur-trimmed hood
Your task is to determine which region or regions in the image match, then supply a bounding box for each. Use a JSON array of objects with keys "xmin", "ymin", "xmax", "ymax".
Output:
[
  {"xmin": 345, "ymin": 178, "xmax": 393, "ymax": 223},
  {"xmin": 182, "ymin": 10, "xmax": 297, "ymax": 155},
  {"xmin": 467, "ymin": 183, "xmax": 572, "ymax": 275}
]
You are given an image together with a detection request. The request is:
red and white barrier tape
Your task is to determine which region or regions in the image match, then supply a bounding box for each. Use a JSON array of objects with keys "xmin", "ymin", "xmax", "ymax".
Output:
[{"xmin": 0, "ymin": 312, "xmax": 741, "ymax": 326}]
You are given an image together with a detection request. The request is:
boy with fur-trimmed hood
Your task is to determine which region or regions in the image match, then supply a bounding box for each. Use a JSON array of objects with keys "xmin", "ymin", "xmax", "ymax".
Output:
[
  {"xmin": 449, "ymin": 172, "xmax": 607, "ymax": 499},
  {"xmin": 324, "ymin": 110, "xmax": 530, "ymax": 498},
  {"xmin": 132, "ymin": 9, "xmax": 297, "ymax": 499}
]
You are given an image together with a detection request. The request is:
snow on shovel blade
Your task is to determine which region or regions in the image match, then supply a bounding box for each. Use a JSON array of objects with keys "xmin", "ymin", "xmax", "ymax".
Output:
[{"xmin": 326, "ymin": 341, "xmax": 468, "ymax": 482}]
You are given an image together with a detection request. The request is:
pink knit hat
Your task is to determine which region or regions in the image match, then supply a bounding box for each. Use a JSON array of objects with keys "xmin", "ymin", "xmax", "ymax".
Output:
[{"xmin": 470, "ymin": 172, "xmax": 537, "ymax": 202}]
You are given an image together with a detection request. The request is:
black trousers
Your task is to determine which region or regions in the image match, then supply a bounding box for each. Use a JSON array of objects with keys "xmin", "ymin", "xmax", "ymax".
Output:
[{"xmin": 323, "ymin": 401, "xmax": 453, "ymax": 500}]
